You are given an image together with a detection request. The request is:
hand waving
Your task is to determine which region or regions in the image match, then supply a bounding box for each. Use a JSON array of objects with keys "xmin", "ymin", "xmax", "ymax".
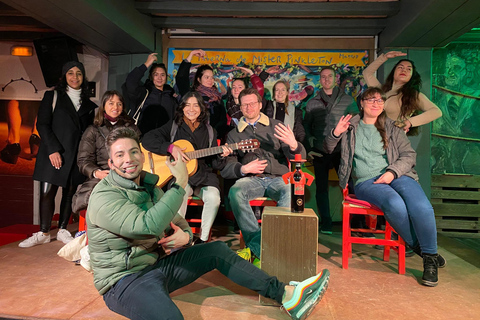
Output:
[
  {"xmin": 274, "ymin": 123, "xmax": 298, "ymax": 151},
  {"xmin": 333, "ymin": 114, "xmax": 352, "ymax": 137}
]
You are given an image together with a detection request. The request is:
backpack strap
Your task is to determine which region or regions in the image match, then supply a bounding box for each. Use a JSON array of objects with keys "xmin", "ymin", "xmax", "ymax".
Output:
[
  {"xmin": 206, "ymin": 124, "xmax": 214, "ymax": 148},
  {"xmin": 170, "ymin": 121, "xmax": 179, "ymax": 143},
  {"xmin": 131, "ymin": 89, "xmax": 149, "ymax": 125},
  {"xmin": 52, "ymin": 90, "xmax": 57, "ymax": 113}
]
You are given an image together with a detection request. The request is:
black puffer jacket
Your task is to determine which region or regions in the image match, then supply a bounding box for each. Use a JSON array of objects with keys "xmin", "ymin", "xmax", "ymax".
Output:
[{"xmin": 125, "ymin": 64, "xmax": 178, "ymax": 135}]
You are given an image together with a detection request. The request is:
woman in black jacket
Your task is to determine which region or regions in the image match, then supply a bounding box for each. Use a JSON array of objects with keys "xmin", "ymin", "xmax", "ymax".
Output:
[
  {"xmin": 262, "ymin": 79, "xmax": 305, "ymax": 143},
  {"xmin": 72, "ymin": 90, "xmax": 140, "ymax": 214},
  {"xmin": 142, "ymin": 91, "xmax": 230, "ymax": 243},
  {"xmin": 175, "ymin": 49, "xmax": 227, "ymax": 140},
  {"xmin": 125, "ymin": 53, "xmax": 178, "ymax": 136},
  {"xmin": 20, "ymin": 61, "xmax": 97, "ymax": 248}
]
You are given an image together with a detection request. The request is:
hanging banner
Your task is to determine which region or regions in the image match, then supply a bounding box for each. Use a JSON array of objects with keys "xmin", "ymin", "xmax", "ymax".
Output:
[{"xmin": 167, "ymin": 48, "xmax": 369, "ymax": 104}]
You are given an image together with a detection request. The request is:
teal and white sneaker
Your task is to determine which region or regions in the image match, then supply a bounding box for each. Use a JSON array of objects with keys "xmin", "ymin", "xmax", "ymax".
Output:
[{"xmin": 282, "ymin": 269, "xmax": 330, "ymax": 320}]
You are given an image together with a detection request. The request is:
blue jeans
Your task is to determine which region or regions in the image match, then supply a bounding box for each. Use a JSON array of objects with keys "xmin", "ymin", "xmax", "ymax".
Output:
[
  {"xmin": 354, "ymin": 175, "xmax": 437, "ymax": 254},
  {"xmin": 229, "ymin": 176, "xmax": 290, "ymax": 257},
  {"xmin": 103, "ymin": 242, "xmax": 286, "ymax": 320}
]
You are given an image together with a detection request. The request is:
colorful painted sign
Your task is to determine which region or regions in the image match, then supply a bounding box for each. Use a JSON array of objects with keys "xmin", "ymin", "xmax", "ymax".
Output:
[{"xmin": 167, "ymin": 48, "xmax": 369, "ymax": 106}]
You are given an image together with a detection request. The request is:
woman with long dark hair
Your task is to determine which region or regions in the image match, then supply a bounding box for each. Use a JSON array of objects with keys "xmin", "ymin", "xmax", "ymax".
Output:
[
  {"xmin": 362, "ymin": 51, "xmax": 442, "ymax": 134},
  {"xmin": 20, "ymin": 61, "xmax": 97, "ymax": 248},
  {"xmin": 72, "ymin": 90, "xmax": 140, "ymax": 213},
  {"xmin": 175, "ymin": 49, "xmax": 227, "ymax": 139},
  {"xmin": 125, "ymin": 53, "xmax": 178, "ymax": 136},
  {"xmin": 324, "ymin": 87, "xmax": 445, "ymax": 287},
  {"xmin": 142, "ymin": 91, "xmax": 230, "ymax": 243}
]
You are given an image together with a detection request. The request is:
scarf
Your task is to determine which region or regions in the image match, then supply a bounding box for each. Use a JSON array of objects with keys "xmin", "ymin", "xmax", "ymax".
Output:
[
  {"xmin": 196, "ymin": 85, "xmax": 222, "ymax": 103},
  {"xmin": 104, "ymin": 112, "xmax": 118, "ymax": 123},
  {"xmin": 66, "ymin": 86, "xmax": 82, "ymax": 111},
  {"xmin": 273, "ymin": 101, "xmax": 295, "ymax": 130},
  {"xmin": 318, "ymin": 86, "xmax": 340, "ymax": 112},
  {"xmin": 183, "ymin": 116, "xmax": 200, "ymax": 132}
]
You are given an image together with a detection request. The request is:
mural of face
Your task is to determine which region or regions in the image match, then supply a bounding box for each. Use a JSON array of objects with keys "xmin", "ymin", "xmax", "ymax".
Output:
[{"xmin": 445, "ymin": 55, "xmax": 466, "ymax": 89}]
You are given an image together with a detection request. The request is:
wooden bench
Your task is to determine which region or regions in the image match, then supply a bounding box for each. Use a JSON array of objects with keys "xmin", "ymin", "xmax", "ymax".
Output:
[{"xmin": 431, "ymin": 174, "xmax": 480, "ymax": 238}]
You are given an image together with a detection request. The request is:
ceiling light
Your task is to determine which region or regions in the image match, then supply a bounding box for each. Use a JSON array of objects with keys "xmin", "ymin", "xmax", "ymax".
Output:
[{"xmin": 11, "ymin": 46, "xmax": 33, "ymax": 57}]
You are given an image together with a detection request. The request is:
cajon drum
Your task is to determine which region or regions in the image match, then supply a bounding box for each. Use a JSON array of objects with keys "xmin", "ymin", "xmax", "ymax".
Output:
[{"xmin": 260, "ymin": 207, "xmax": 318, "ymax": 305}]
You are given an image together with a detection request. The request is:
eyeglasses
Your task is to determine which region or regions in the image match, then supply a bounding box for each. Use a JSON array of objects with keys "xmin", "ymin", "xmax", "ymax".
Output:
[
  {"xmin": 363, "ymin": 98, "xmax": 385, "ymax": 105},
  {"xmin": 240, "ymin": 102, "xmax": 260, "ymax": 108}
]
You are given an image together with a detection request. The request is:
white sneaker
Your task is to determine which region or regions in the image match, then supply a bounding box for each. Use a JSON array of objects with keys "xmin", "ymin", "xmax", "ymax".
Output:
[
  {"xmin": 18, "ymin": 231, "xmax": 50, "ymax": 248},
  {"xmin": 57, "ymin": 229, "xmax": 74, "ymax": 244}
]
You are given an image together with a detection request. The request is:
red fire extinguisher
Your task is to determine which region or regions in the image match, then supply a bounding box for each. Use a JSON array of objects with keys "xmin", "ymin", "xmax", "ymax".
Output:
[{"xmin": 282, "ymin": 154, "xmax": 314, "ymax": 213}]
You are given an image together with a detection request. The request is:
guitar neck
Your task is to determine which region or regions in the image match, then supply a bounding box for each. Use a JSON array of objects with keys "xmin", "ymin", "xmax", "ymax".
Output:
[{"xmin": 186, "ymin": 142, "xmax": 242, "ymax": 159}]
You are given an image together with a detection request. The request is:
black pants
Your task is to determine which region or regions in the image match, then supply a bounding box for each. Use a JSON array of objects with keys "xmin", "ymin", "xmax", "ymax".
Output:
[
  {"xmin": 312, "ymin": 152, "xmax": 341, "ymax": 229},
  {"xmin": 103, "ymin": 241, "xmax": 286, "ymax": 320},
  {"xmin": 313, "ymin": 152, "xmax": 357, "ymax": 229},
  {"xmin": 39, "ymin": 181, "xmax": 77, "ymax": 233}
]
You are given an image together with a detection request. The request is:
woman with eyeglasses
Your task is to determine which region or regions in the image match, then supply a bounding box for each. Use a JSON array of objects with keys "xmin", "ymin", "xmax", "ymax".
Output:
[
  {"xmin": 125, "ymin": 53, "xmax": 178, "ymax": 136},
  {"xmin": 324, "ymin": 87, "xmax": 445, "ymax": 287},
  {"xmin": 362, "ymin": 51, "xmax": 442, "ymax": 135},
  {"xmin": 175, "ymin": 49, "xmax": 228, "ymax": 140}
]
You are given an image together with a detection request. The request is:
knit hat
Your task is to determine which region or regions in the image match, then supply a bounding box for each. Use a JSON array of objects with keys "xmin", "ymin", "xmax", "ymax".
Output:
[{"xmin": 62, "ymin": 61, "xmax": 85, "ymax": 77}]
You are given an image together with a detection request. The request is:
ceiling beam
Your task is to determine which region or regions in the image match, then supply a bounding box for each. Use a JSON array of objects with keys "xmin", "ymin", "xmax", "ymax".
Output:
[
  {"xmin": 2, "ymin": 0, "xmax": 156, "ymax": 54},
  {"xmin": 137, "ymin": 0, "xmax": 400, "ymax": 17},
  {"xmin": 154, "ymin": 17, "xmax": 387, "ymax": 36},
  {"xmin": 379, "ymin": 0, "xmax": 480, "ymax": 49}
]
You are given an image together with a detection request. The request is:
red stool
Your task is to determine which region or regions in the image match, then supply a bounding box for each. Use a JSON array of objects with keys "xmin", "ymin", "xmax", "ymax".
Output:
[
  {"xmin": 79, "ymin": 209, "xmax": 87, "ymax": 232},
  {"xmin": 342, "ymin": 187, "xmax": 406, "ymax": 274},
  {"xmin": 186, "ymin": 196, "xmax": 204, "ymax": 236}
]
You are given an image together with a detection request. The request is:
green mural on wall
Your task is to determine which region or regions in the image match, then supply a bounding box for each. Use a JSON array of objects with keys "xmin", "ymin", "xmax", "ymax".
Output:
[{"xmin": 431, "ymin": 43, "xmax": 480, "ymax": 175}]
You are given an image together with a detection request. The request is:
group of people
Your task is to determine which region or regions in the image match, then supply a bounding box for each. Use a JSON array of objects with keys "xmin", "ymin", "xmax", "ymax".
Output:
[{"xmin": 16, "ymin": 47, "xmax": 446, "ymax": 319}]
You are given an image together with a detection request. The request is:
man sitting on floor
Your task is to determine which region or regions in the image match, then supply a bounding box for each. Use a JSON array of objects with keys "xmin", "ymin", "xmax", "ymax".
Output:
[
  {"xmin": 86, "ymin": 127, "xmax": 329, "ymax": 320},
  {"xmin": 221, "ymin": 88, "xmax": 306, "ymax": 261}
]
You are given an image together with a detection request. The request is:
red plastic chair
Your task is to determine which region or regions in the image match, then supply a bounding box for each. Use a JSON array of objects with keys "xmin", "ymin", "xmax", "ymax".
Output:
[{"xmin": 342, "ymin": 187, "xmax": 406, "ymax": 274}]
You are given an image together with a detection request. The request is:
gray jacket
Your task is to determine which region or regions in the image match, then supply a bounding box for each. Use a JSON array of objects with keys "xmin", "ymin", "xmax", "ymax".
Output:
[
  {"xmin": 323, "ymin": 115, "xmax": 418, "ymax": 189},
  {"xmin": 304, "ymin": 87, "xmax": 357, "ymax": 153}
]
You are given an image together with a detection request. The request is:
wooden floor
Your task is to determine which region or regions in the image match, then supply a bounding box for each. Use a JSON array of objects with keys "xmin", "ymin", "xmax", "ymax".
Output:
[{"xmin": 0, "ymin": 224, "xmax": 479, "ymax": 320}]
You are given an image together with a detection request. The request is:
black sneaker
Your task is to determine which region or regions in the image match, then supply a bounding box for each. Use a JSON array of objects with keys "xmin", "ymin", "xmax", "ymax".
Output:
[
  {"xmin": 422, "ymin": 254, "xmax": 439, "ymax": 287},
  {"xmin": 405, "ymin": 245, "xmax": 415, "ymax": 257},
  {"xmin": 437, "ymin": 253, "xmax": 446, "ymax": 268}
]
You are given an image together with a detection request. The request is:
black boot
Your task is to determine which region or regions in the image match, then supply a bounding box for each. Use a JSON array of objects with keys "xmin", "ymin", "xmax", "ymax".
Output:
[
  {"xmin": 29, "ymin": 134, "xmax": 41, "ymax": 157},
  {"xmin": 0, "ymin": 143, "xmax": 21, "ymax": 164},
  {"xmin": 422, "ymin": 253, "xmax": 439, "ymax": 287}
]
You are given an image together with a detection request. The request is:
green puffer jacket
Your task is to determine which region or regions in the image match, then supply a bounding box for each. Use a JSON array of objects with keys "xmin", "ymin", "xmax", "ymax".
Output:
[{"xmin": 86, "ymin": 169, "xmax": 189, "ymax": 295}]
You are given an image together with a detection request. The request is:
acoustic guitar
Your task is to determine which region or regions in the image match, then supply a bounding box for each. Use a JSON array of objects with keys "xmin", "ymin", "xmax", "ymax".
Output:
[{"xmin": 141, "ymin": 139, "xmax": 260, "ymax": 187}]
